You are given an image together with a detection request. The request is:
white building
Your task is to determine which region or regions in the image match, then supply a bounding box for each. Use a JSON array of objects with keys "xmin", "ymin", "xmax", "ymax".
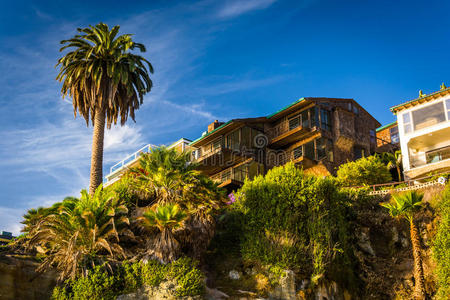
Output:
[
  {"xmin": 103, "ymin": 138, "xmax": 192, "ymax": 187},
  {"xmin": 392, "ymin": 84, "xmax": 450, "ymax": 179}
]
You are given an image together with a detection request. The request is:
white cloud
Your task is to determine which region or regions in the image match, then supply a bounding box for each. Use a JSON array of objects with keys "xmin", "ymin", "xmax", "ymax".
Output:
[{"xmin": 217, "ymin": 0, "xmax": 277, "ymax": 19}]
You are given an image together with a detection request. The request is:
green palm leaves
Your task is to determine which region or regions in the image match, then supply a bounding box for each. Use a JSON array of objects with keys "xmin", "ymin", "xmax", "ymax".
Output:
[
  {"xmin": 23, "ymin": 185, "xmax": 130, "ymax": 281},
  {"xmin": 140, "ymin": 204, "xmax": 187, "ymax": 232},
  {"xmin": 381, "ymin": 191, "xmax": 426, "ymax": 298},
  {"xmin": 56, "ymin": 23, "xmax": 153, "ymax": 128},
  {"xmin": 381, "ymin": 190, "xmax": 423, "ymax": 222}
]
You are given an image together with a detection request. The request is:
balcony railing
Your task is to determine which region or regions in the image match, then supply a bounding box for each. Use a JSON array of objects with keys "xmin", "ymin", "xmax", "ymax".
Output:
[
  {"xmin": 108, "ymin": 144, "xmax": 153, "ymax": 175},
  {"xmin": 410, "ymin": 145, "xmax": 450, "ymax": 168},
  {"xmin": 266, "ymin": 117, "xmax": 312, "ymax": 141},
  {"xmin": 267, "ymin": 146, "xmax": 305, "ymax": 167},
  {"xmin": 210, "ymin": 166, "xmax": 249, "ymax": 185}
]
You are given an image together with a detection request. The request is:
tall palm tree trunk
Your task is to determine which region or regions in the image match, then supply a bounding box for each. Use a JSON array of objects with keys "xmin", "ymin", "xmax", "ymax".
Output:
[
  {"xmin": 397, "ymin": 166, "xmax": 402, "ymax": 182},
  {"xmin": 89, "ymin": 107, "xmax": 106, "ymax": 196},
  {"xmin": 410, "ymin": 219, "xmax": 426, "ymax": 299}
]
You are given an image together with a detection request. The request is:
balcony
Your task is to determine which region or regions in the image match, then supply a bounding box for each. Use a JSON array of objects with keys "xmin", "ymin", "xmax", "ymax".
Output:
[
  {"xmin": 210, "ymin": 159, "xmax": 263, "ymax": 189},
  {"xmin": 407, "ymin": 145, "xmax": 450, "ymax": 179},
  {"xmin": 267, "ymin": 116, "xmax": 317, "ymax": 148},
  {"xmin": 104, "ymin": 144, "xmax": 153, "ymax": 186}
]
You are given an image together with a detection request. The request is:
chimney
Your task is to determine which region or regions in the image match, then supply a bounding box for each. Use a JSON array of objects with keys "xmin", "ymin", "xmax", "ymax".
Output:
[{"xmin": 208, "ymin": 120, "xmax": 223, "ymax": 133}]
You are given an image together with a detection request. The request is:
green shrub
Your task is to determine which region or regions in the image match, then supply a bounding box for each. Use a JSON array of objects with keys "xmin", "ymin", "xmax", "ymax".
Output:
[
  {"xmin": 432, "ymin": 184, "xmax": 450, "ymax": 299},
  {"xmin": 141, "ymin": 260, "xmax": 168, "ymax": 286},
  {"xmin": 336, "ymin": 155, "xmax": 392, "ymax": 186},
  {"xmin": 51, "ymin": 258, "xmax": 205, "ymax": 300},
  {"xmin": 235, "ymin": 163, "xmax": 357, "ymax": 290},
  {"xmin": 168, "ymin": 257, "xmax": 205, "ymax": 297}
]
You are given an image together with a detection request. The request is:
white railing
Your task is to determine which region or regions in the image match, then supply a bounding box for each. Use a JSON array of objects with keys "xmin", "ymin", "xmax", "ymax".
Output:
[{"xmin": 104, "ymin": 144, "xmax": 154, "ymax": 186}]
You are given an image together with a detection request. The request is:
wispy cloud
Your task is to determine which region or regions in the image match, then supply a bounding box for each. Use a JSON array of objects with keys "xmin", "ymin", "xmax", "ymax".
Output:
[{"xmin": 217, "ymin": 0, "xmax": 277, "ymax": 19}]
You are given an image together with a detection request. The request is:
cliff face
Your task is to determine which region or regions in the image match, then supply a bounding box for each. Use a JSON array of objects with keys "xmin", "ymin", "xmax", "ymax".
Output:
[
  {"xmin": 353, "ymin": 185, "xmax": 443, "ymax": 299},
  {"xmin": 0, "ymin": 254, "xmax": 56, "ymax": 300}
]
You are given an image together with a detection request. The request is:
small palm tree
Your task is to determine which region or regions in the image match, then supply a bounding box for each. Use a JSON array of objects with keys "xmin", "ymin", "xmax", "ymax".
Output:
[
  {"xmin": 381, "ymin": 191, "xmax": 425, "ymax": 299},
  {"xmin": 23, "ymin": 185, "xmax": 130, "ymax": 281},
  {"xmin": 56, "ymin": 23, "xmax": 153, "ymax": 195},
  {"xmin": 131, "ymin": 146, "xmax": 225, "ymax": 258},
  {"xmin": 382, "ymin": 150, "xmax": 403, "ymax": 181},
  {"xmin": 138, "ymin": 203, "xmax": 187, "ymax": 263}
]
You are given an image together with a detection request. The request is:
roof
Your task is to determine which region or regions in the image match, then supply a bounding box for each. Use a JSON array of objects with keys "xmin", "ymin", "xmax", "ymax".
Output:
[
  {"xmin": 376, "ymin": 121, "xmax": 397, "ymax": 132},
  {"xmin": 390, "ymin": 85, "xmax": 450, "ymax": 114},
  {"xmin": 167, "ymin": 138, "xmax": 192, "ymax": 148},
  {"xmin": 189, "ymin": 120, "xmax": 233, "ymax": 146},
  {"xmin": 189, "ymin": 96, "xmax": 381, "ymax": 145},
  {"xmin": 266, "ymin": 97, "xmax": 305, "ymax": 118}
]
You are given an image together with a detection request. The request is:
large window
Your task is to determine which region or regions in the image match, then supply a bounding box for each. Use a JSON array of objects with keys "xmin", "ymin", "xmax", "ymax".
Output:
[
  {"xmin": 370, "ymin": 129, "xmax": 376, "ymax": 144},
  {"xmin": 446, "ymin": 99, "xmax": 450, "ymax": 120},
  {"xmin": 320, "ymin": 109, "xmax": 332, "ymax": 131},
  {"xmin": 389, "ymin": 126, "xmax": 399, "ymax": 143},
  {"xmin": 403, "ymin": 112, "xmax": 412, "ymax": 134},
  {"xmin": 288, "ymin": 115, "xmax": 300, "ymax": 130},
  {"xmin": 225, "ymin": 130, "xmax": 240, "ymax": 151},
  {"xmin": 304, "ymin": 141, "xmax": 315, "ymax": 160},
  {"xmin": 412, "ymin": 102, "xmax": 446, "ymax": 131}
]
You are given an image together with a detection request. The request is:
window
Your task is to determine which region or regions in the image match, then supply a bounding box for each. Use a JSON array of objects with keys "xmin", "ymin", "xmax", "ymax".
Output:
[
  {"xmin": 288, "ymin": 115, "xmax": 300, "ymax": 130},
  {"xmin": 446, "ymin": 99, "xmax": 450, "ymax": 120},
  {"xmin": 226, "ymin": 130, "xmax": 240, "ymax": 151},
  {"xmin": 370, "ymin": 129, "xmax": 376, "ymax": 144},
  {"xmin": 403, "ymin": 112, "xmax": 412, "ymax": 134},
  {"xmin": 316, "ymin": 138, "xmax": 326, "ymax": 160},
  {"xmin": 412, "ymin": 102, "xmax": 446, "ymax": 131},
  {"xmin": 241, "ymin": 127, "xmax": 251, "ymax": 148},
  {"xmin": 353, "ymin": 146, "xmax": 365, "ymax": 160},
  {"xmin": 293, "ymin": 146, "xmax": 303, "ymax": 159},
  {"xmin": 301, "ymin": 110, "xmax": 309, "ymax": 128},
  {"xmin": 389, "ymin": 126, "xmax": 399, "ymax": 144},
  {"xmin": 320, "ymin": 109, "xmax": 332, "ymax": 131},
  {"xmin": 353, "ymin": 105, "xmax": 359, "ymax": 114},
  {"xmin": 212, "ymin": 138, "xmax": 222, "ymax": 150},
  {"xmin": 304, "ymin": 141, "xmax": 315, "ymax": 160}
]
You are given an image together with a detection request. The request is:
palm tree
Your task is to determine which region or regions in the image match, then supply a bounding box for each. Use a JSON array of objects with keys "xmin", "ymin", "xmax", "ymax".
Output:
[
  {"xmin": 23, "ymin": 186, "xmax": 130, "ymax": 281},
  {"xmin": 138, "ymin": 203, "xmax": 187, "ymax": 263},
  {"xmin": 130, "ymin": 147, "xmax": 225, "ymax": 259},
  {"xmin": 56, "ymin": 23, "xmax": 153, "ymax": 195},
  {"xmin": 381, "ymin": 191, "xmax": 425, "ymax": 299},
  {"xmin": 382, "ymin": 150, "xmax": 403, "ymax": 182}
]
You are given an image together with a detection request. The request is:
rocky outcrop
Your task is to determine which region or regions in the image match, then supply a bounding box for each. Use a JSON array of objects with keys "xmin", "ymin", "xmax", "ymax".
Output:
[{"xmin": 0, "ymin": 254, "xmax": 57, "ymax": 300}]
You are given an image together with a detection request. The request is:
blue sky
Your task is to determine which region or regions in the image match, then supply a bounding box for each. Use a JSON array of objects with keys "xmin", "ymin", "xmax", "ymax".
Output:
[{"xmin": 1, "ymin": 0, "xmax": 450, "ymax": 234}]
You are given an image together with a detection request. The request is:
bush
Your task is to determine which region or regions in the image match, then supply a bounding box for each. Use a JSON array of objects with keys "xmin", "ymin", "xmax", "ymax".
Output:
[
  {"xmin": 235, "ymin": 163, "xmax": 357, "ymax": 290},
  {"xmin": 336, "ymin": 155, "xmax": 392, "ymax": 186},
  {"xmin": 51, "ymin": 258, "xmax": 205, "ymax": 300},
  {"xmin": 168, "ymin": 257, "xmax": 205, "ymax": 297},
  {"xmin": 432, "ymin": 184, "xmax": 450, "ymax": 299}
]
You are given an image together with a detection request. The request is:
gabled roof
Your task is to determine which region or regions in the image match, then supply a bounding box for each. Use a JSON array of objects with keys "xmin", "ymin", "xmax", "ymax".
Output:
[
  {"xmin": 390, "ymin": 85, "xmax": 450, "ymax": 114},
  {"xmin": 189, "ymin": 96, "xmax": 381, "ymax": 146},
  {"xmin": 376, "ymin": 121, "xmax": 397, "ymax": 132},
  {"xmin": 189, "ymin": 117, "xmax": 266, "ymax": 147}
]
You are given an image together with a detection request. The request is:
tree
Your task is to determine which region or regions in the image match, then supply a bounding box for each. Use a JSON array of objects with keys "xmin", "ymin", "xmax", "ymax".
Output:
[
  {"xmin": 381, "ymin": 191, "xmax": 425, "ymax": 299},
  {"xmin": 138, "ymin": 203, "xmax": 187, "ymax": 263},
  {"xmin": 23, "ymin": 186, "xmax": 130, "ymax": 281},
  {"xmin": 56, "ymin": 23, "xmax": 153, "ymax": 195},
  {"xmin": 336, "ymin": 155, "xmax": 392, "ymax": 186},
  {"xmin": 130, "ymin": 147, "xmax": 225, "ymax": 259},
  {"xmin": 381, "ymin": 150, "xmax": 403, "ymax": 181}
]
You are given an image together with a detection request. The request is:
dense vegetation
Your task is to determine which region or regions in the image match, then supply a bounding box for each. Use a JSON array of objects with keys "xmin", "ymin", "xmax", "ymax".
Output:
[
  {"xmin": 51, "ymin": 257, "xmax": 204, "ymax": 300},
  {"xmin": 432, "ymin": 184, "xmax": 450, "ymax": 299},
  {"xmin": 233, "ymin": 163, "xmax": 357, "ymax": 291},
  {"xmin": 336, "ymin": 155, "xmax": 392, "ymax": 186},
  {"xmin": 14, "ymin": 146, "xmax": 224, "ymax": 297}
]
